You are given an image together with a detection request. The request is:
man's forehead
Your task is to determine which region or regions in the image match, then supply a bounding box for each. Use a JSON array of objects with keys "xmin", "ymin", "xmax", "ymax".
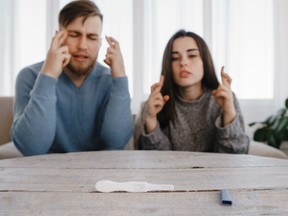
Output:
[{"xmin": 64, "ymin": 16, "xmax": 102, "ymax": 30}]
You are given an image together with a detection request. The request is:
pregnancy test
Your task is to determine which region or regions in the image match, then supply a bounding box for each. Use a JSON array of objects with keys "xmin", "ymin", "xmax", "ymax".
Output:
[{"xmin": 95, "ymin": 180, "xmax": 174, "ymax": 193}]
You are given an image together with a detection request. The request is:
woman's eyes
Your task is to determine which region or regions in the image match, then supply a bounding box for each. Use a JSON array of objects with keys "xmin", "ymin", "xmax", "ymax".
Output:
[
  {"xmin": 171, "ymin": 55, "xmax": 197, "ymax": 61},
  {"xmin": 189, "ymin": 54, "xmax": 197, "ymax": 58}
]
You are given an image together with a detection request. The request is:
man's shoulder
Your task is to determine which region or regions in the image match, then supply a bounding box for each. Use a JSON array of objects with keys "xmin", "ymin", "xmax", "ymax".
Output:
[
  {"xmin": 18, "ymin": 61, "xmax": 44, "ymax": 76},
  {"xmin": 16, "ymin": 61, "xmax": 44, "ymax": 83}
]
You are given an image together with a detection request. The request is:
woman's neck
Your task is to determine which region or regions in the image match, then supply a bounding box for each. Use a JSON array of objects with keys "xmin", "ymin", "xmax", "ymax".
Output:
[{"xmin": 178, "ymin": 85, "xmax": 204, "ymax": 101}]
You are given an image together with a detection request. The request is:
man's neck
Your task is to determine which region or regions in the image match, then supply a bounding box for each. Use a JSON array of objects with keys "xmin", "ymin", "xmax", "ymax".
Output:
[{"xmin": 63, "ymin": 69, "xmax": 89, "ymax": 87}]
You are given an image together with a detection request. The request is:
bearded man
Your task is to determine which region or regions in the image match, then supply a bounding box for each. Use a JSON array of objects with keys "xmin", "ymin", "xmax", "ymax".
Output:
[{"xmin": 12, "ymin": 0, "xmax": 133, "ymax": 156}]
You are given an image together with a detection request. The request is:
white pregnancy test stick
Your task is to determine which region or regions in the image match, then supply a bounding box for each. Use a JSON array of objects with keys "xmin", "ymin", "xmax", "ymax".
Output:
[{"xmin": 95, "ymin": 180, "xmax": 174, "ymax": 193}]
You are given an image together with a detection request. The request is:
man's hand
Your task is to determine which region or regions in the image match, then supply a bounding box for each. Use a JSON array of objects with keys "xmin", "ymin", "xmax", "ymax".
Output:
[
  {"xmin": 104, "ymin": 36, "xmax": 126, "ymax": 77},
  {"xmin": 41, "ymin": 31, "xmax": 71, "ymax": 78}
]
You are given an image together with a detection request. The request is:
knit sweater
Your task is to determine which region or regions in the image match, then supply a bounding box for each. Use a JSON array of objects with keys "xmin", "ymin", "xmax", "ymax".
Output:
[
  {"xmin": 12, "ymin": 61, "xmax": 134, "ymax": 156},
  {"xmin": 138, "ymin": 89, "xmax": 249, "ymax": 153}
]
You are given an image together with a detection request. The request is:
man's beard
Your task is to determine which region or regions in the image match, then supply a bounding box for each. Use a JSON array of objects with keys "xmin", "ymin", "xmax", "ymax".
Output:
[{"xmin": 65, "ymin": 59, "xmax": 96, "ymax": 77}]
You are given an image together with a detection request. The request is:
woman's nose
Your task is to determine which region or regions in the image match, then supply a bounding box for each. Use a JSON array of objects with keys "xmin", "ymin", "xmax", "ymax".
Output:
[{"xmin": 180, "ymin": 57, "xmax": 188, "ymax": 66}]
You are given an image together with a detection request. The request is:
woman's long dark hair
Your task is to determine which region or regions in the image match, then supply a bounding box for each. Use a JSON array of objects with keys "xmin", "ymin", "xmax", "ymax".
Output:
[{"xmin": 158, "ymin": 30, "xmax": 220, "ymax": 129}]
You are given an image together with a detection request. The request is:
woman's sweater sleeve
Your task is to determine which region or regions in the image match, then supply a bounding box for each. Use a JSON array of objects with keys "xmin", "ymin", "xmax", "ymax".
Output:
[
  {"xmin": 214, "ymin": 94, "xmax": 250, "ymax": 154},
  {"xmin": 136, "ymin": 102, "xmax": 172, "ymax": 150}
]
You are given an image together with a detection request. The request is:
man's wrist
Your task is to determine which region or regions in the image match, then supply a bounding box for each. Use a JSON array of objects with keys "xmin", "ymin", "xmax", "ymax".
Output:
[
  {"xmin": 111, "ymin": 65, "xmax": 126, "ymax": 77},
  {"xmin": 41, "ymin": 71, "xmax": 58, "ymax": 78}
]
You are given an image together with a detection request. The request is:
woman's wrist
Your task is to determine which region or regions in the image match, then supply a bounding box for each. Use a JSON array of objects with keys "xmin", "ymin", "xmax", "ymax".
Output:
[
  {"xmin": 145, "ymin": 116, "xmax": 158, "ymax": 134},
  {"xmin": 223, "ymin": 109, "xmax": 236, "ymax": 126}
]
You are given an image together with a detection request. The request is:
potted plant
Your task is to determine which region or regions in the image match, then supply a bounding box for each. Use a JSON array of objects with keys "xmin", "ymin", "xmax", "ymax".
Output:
[{"xmin": 249, "ymin": 98, "xmax": 288, "ymax": 149}]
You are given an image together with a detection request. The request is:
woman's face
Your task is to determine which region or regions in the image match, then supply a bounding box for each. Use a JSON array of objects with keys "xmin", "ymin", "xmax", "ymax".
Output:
[{"xmin": 171, "ymin": 36, "xmax": 204, "ymax": 90}]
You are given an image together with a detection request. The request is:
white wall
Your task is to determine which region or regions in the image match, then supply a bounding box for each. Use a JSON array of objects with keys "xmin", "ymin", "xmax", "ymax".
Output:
[{"xmin": 241, "ymin": 0, "xmax": 288, "ymax": 138}]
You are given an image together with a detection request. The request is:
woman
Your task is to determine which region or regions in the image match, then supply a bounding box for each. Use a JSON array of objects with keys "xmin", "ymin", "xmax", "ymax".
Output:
[{"xmin": 136, "ymin": 30, "xmax": 249, "ymax": 153}]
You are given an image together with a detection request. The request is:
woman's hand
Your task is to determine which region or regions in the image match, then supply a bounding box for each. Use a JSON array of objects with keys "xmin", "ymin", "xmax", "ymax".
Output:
[
  {"xmin": 145, "ymin": 75, "xmax": 169, "ymax": 133},
  {"xmin": 212, "ymin": 66, "xmax": 236, "ymax": 126}
]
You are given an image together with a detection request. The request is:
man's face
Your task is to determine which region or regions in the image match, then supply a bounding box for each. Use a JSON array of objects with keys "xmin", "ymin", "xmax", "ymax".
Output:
[{"xmin": 63, "ymin": 16, "xmax": 102, "ymax": 77}]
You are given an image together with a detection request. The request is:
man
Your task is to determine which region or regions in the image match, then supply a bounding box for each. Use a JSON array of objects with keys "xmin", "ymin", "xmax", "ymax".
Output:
[{"xmin": 11, "ymin": 0, "xmax": 134, "ymax": 156}]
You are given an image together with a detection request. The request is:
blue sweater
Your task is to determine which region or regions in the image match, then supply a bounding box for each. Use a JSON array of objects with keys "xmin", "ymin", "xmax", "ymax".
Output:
[{"xmin": 12, "ymin": 61, "xmax": 134, "ymax": 156}]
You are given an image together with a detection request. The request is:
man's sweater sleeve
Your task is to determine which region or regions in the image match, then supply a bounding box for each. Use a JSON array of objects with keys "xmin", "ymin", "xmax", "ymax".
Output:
[
  {"xmin": 12, "ymin": 70, "xmax": 58, "ymax": 156},
  {"xmin": 214, "ymin": 95, "xmax": 250, "ymax": 154},
  {"xmin": 100, "ymin": 77, "xmax": 134, "ymax": 149}
]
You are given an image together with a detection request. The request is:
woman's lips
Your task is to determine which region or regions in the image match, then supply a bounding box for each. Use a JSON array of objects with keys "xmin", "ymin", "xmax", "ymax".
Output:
[{"xmin": 179, "ymin": 71, "xmax": 191, "ymax": 78}]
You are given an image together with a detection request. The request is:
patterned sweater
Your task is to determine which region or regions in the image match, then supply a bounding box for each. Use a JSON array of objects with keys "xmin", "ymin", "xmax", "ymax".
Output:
[{"xmin": 137, "ymin": 89, "xmax": 249, "ymax": 153}]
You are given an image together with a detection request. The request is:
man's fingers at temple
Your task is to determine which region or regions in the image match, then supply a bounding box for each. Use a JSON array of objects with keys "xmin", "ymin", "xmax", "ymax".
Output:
[
  {"xmin": 51, "ymin": 30, "xmax": 67, "ymax": 49},
  {"xmin": 58, "ymin": 31, "xmax": 68, "ymax": 47},
  {"xmin": 62, "ymin": 54, "xmax": 71, "ymax": 67}
]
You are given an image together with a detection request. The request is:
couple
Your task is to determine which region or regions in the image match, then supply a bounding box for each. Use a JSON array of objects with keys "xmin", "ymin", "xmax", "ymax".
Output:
[{"xmin": 12, "ymin": 0, "xmax": 249, "ymax": 156}]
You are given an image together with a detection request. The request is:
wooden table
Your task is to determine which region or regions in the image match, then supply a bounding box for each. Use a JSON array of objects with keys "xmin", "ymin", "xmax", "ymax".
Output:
[{"xmin": 0, "ymin": 151, "xmax": 287, "ymax": 215}]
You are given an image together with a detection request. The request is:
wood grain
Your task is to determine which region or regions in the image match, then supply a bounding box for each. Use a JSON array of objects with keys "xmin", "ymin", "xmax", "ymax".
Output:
[
  {"xmin": 0, "ymin": 190, "xmax": 287, "ymax": 215},
  {"xmin": 0, "ymin": 151, "xmax": 287, "ymax": 215}
]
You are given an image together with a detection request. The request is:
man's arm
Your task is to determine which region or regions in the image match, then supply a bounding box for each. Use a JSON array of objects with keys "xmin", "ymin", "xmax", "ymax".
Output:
[
  {"xmin": 12, "ymin": 31, "xmax": 70, "ymax": 156},
  {"xmin": 100, "ymin": 77, "xmax": 134, "ymax": 149},
  {"xmin": 100, "ymin": 36, "xmax": 133, "ymax": 149},
  {"xmin": 12, "ymin": 69, "xmax": 58, "ymax": 156}
]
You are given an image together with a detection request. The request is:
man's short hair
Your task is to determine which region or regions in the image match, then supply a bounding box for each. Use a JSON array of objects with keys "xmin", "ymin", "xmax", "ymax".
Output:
[{"xmin": 59, "ymin": 0, "xmax": 103, "ymax": 28}]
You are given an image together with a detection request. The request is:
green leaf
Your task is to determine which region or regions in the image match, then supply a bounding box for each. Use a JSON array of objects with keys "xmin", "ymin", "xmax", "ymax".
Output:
[
  {"xmin": 271, "ymin": 118, "xmax": 281, "ymax": 130},
  {"xmin": 265, "ymin": 108, "xmax": 285, "ymax": 123},
  {"xmin": 272, "ymin": 131, "xmax": 284, "ymax": 148},
  {"xmin": 248, "ymin": 122, "xmax": 264, "ymax": 127},
  {"xmin": 264, "ymin": 114, "xmax": 277, "ymax": 125},
  {"xmin": 284, "ymin": 130, "xmax": 288, "ymax": 140},
  {"xmin": 253, "ymin": 128, "xmax": 268, "ymax": 142},
  {"xmin": 248, "ymin": 122, "xmax": 256, "ymax": 127},
  {"xmin": 251, "ymin": 98, "xmax": 288, "ymax": 148},
  {"xmin": 277, "ymin": 108, "xmax": 287, "ymax": 117},
  {"xmin": 275, "ymin": 117, "xmax": 288, "ymax": 133},
  {"xmin": 267, "ymin": 135, "xmax": 280, "ymax": 148}
]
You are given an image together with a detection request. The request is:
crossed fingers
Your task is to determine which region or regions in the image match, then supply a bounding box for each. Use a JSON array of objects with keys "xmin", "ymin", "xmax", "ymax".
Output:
[
  {"xmin": 149, "ymin": 75, "xmax": 169, "ymax": 106},
  {"xmin": 221, "ymin": 66, "xmax": 232, "ymax": 87},
  {"xmin": 106, "ymin": 36, "xmax": 119, "ymax": 49},
  {"xmin": 104, "ymin": 36, "xmax": 120, "ymax": 66},
  {"xmin": 212, "ymin": 66, "xmax": 233, "ymax": 97},
  {"xmin": 151, "ymin": 75, "xmax": 164, "ymax": 93}
]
